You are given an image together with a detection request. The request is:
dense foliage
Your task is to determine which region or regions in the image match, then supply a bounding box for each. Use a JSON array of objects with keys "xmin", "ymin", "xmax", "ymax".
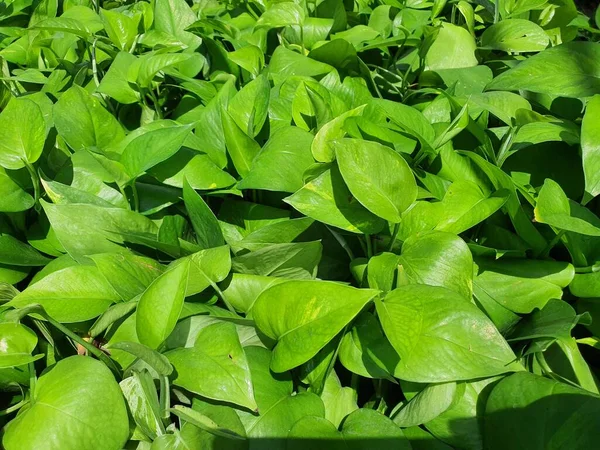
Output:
[{"xmin": 1, "ymin": 0, "xmax": 600, "ymax": 448}]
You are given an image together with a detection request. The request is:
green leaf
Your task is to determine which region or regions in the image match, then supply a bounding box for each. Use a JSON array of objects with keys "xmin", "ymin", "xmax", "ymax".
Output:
[
  {"xmin": 238, "ymin": 346, "xmax": 325, "ymax": 441},
  {"xmin": 100, "ymin": 8, "xmax": 138, "ymax": 51},
  {"xmin": 232, "ymin": 218, "xmax": 315, "ymax": 253},
  {"xmin": 149, "ymin": 148, "xmax": 236, "ymax": 190},
  {"xmin": 170, "ymin": 405, "xmax": 246, "ymax": 440},
  {"xmin": 8, "ymin": 265, "xmax": 121, "ymax": 322},
  {"xmin": 0, "ymin": 234, "xmax": 51, "ymax": 266},
  {"xmin": 108, "ymin": 341, "xmax": 173, "ymax": 375},
  {"xmin": 227, "ymin": 72, "xmax": 269, "ymax": 137},
  {"xmin": 54, "ymin": 85, "xmax": 124, "ymax": 152},
  {"xmin": 220, "ymin": 273, "xmax": 285, "ymax": 313},
  {"xmin": 119, "ymin": 121, "xmax": 193, "ymax": 181},
  {"xmin": 484, "ymin": 372, "xmax": 600, "ymax": 450},
  {"xmin": 312, "ymin": 105, "xmax": 366, "ymax": 162},
  {"xmin": 367, "ymin": 252, "xmax": 400, "ymax": 292},
  {"xmin": 221, "ymin": 108, "xmax": 261, "ymax": 178},
  {"xmin": 535, "ymin": 178, "xmax": 600, "ymax": 236},
  {"xmin": 509, "ymin": 299, "xmax": 582, "ymax": 341},
  {"xmin": 582, "ymin": 96, "xmax": 600, "ymax": 200},
  {"xmin": 376, "ymin": 284, "xmax": 517, "ymax": 382},
  {"xmin": 269, "ymin": 46, "xmax": 333, "ymax": 85},
  {"xmin": 0, "ymin": 323, "xmax": 41, "ymax": 368},
  {"xmin": 153, "ymin": 0, "xmax": 200, "ymax": 49},
  {"xmin": 335, "ymin": 139, "xmax": 417, "ymax": 222},
  {"xmin": 97, "ymin": 52, "xmax": 141, "ymax": 104},
  {"xmin": 256, "ymin": 2, "xmax": 305, "ymax": 29},
  {"xmin": 392, "ymin": 382, "xmax": 458, "ymax": 427},
  {"xmin": 369, "ymin": 99, "xmax": 436, "ymax": 149},
  {"xmin": 399, "ymin": 231, "xmax": 474, "ymax": 300},
  {"xmin": 183, "ymin": 246, "xmax": 231, "ymax": 296},
  {"xmin": 288, "ymin": 409, "xmax": 412, "ymax": 449},
  {"xmin": 0, "ymin": 97, "xmax": 46, "ymax": 170},
  {"xmin": 231, "ymin": 241, "xmax": 322, "ymax": 279},
  {"xmin": 252, "ymin": 280, "xmax": 378, "ymax": 372},
  {"xmin": 89, "ymin": 252, "xmax": 164, "ymax": 302},
  {"xmin": 425, "ymin": 23, "xmax": 478, "ymax": 70},
  {"xmin": 0, "ymin": 166, "xmax": 34, "ymax": 212},
  {"xmin": 89, "ymin": 301, "xmax": 137, "ymax": 338},
  {"xmin": 183, "ymin": 179, "xmax": 224, "ymax": 249},
  {"xmin": 422, "ymin": 379, "xmax": 490, "ymax": 449},
  {"xmin": 2, "ymin": 356, "xmax": 129, "ymax": 450},
  {"xmin": 480, "ymin": 19, "xmax": 549, "ymax": 53},
  {"xmin": 41, "ymin": 201, "xmax": 158, "ymax": 262},
  {"xmin": 320, "ymin": 370, "xmax": 358, "ymax": 427},
  {"xmin": 136, "ymin": 259, "xmax": 190, "ymax": 349},
  {"xmin": 166, "ymin": 322, "xmax": 257, "ymax": 410},
  {"xmin": 339, "ymin": 312, "xmax": 399, "ymax": 380},
  {"xmin": 486, "ymin": 42, "xmax": 600, "ymax": 98},
  {"xmin": 181, "ymin": 397, "xmax": 247, "ymax": 449},
  {"xmin": 284, "ymin": 166, "xmax": 385, "ymax": 234},
  {"xmin": 571, "ymin": 270, "xmax": 600, "ymax": 298},
  {"xmin": 120, "ymin": 370, "xmax": 164, "ymax": 440},
  {"xmin": 473, "ymin": 258, "xmax": 574, "ymax": 314},
  {"xmin": 238, "ymin": 127, "xmax": 315, "ymax": 193}
]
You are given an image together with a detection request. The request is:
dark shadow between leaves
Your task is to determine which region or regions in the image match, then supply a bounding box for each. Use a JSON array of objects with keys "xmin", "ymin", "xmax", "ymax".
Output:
[{"xmin": 182, "ymin": 392, "xmax": 600, "ymax": 450}]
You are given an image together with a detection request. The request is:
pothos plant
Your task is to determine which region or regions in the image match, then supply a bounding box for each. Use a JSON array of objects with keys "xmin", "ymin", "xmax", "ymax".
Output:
[{"xmin": 1, "ymin": 0, "xmax": 600, "ymax": 448}]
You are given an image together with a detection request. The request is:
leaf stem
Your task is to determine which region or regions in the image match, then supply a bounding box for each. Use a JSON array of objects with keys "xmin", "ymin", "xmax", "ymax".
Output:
[
  {"xmin": 536, "ymin": 229, "xmax": 566, "ymax": 259},
  {"xmin": 118, "ymin": 184, "xmax": 131, "ymax": 210},
  {"xmin": 90, "ymin": 38, "xmax": 100, "ymax": 87},
  {"xmin": 387, "ymin": 223, "xmax": 400, "ymax": 252},
  {"xmin": 209, "ymin": 278, "xmax": 238, "ymax": 315},
  {"xmin": 300, "ymin": 25, "xmax": 306, "ymax": 55},
  {"xmin": 147, "ymin": 89, "xmax": 163, "ymax": 119},
  {"xmin": 326, "ymin": 226, "xmax": 355, "ymax": 260},
  {"xmin": 494, "ymin": 0, "xmax": 500, "ymax": 23},
  {"xmin": 16, "ymin": 305, "xmax": 121, "ymax": 378},
  {"xmin": 23, "ymin": 160, "xmax": 40, "ymax": 210},
  {"xmin": 350, "ymin": 373, "xmax": 359, "ymax": 392},
  {"xmin": 575, "ymin": 264, "xmax": 600, "ymax": 274},
  {"xmin": 131, "ymin": 181, "xmax": 140, "ymax": 212},
  {"xmin": 160, "ymin": 375, "xmax": 171, "ymax": 423},
  {"xmin": 28, "ymin": 361, "xmax": 36, "ymax": 395},
  {"xmin": 0, "ymin": 399, "xmax": 29, "ymax": 416},
  {"xmin": 365, "ymin": 234, "xmax": 373, "ymax": 258},
  {"xmin": 496, "ymin": 126, "xmax": 516, "ymax": 168}
]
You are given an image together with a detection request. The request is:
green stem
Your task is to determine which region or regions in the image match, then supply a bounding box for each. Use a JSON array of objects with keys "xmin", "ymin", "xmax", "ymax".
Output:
[
  {"xmin": 365, "ymin": 234, "xmax": 373, "ymax": 258},
  {"xmin": 326, "ymin": 226, "xmax": 355, "ymax": 260},
  {"xmin": 23, "ymin": 161, "xmax": 40, "ymax": 210},
  {"xmin": 300, "ymin": 25, "xmax": 306, "ymax": 55},
  {"xmin": 159, "ymin": 375, "xmax": 171, "ymax": 424},
  {"xmin": 207, "ymin": 276, "xmax": 237, "ymax": 315},
  {"xmin": 494, "ymin": 0, "xmax": 500, "ymax": 23},
  {"xmin": 131, "ymin": 181, "xmax": 140, "ymax": 212},
  {"xmin": 536, "ymin": 229, "xmax": 566, "ymax": 259},
  {"xmin": 496, "ymin": 127, "xmax": 516, "ymax": 168},
  {"xmin": 129, "ymin": 35, "xmax": 139, "ymax": 54},
  {"xmin": 16, "ymin": 305, "xmax": 121, "ymax": 378},
  {"xmin": 90, "ymin": 39, "xmax": 100, "ymax": 87},
  {"xmin": 0, "ymin": 399, "xmax": 29, "ymax": 416},
  {"xmin": 387, "ymin": 223, "xmax": 400, "ymax": 252},
  {"xmin": 575, "ymin": 264, "xmax": 600, "ymax": 274},
  {"xmin": 28, "ymin": 361, "xmax": 36, "ymax": 395},
  {"xmin": 118, "ymin": 184, "xmax": 131, "ymax": 210},
  {"xmin": 148, "ymin": 90, "xmax": 163, "ymax": 119},
  {"xmin": 350, "ymin": 373, "xmax": 360, "ymax": 392}
]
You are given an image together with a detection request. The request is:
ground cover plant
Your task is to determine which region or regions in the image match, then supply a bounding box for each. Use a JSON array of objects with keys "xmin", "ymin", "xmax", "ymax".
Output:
[{"xmin": 1, "ymin": 0, "xmax": 600, "ymax": 448}]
